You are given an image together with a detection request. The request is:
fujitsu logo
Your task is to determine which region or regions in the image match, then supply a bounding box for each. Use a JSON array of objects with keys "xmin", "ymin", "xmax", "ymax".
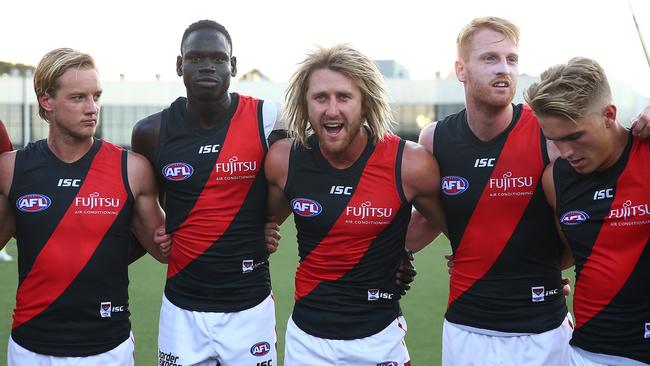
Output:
[
  {"xmin": 74, "ymin": 192, "xmax": 120, "ymax": 209},
  {"xmin": 489, "ymin": 171, "xmax": 533, "ymax": 191},
  {"xmin": 215, "ymin": 156, "xmax": 257, "ymax": 175},
  {"xmin": 608, "ymin": 200, "xmax": 650, "ymax": 220},
  {"xmin": 345, "ymin": 201, "xmax": 393, "ymax": 220}
]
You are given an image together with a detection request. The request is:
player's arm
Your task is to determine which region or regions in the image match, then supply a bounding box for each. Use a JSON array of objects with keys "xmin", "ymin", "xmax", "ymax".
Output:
[
  {"xmin": 128, "ymin": 151, "xmax": 168, "ymax": 263},
  {"xmin": 402, "ymin": 139, "xmax": 447, "ymax": 250},
  {"xmin": 541, "ymin": 163, "xmax": 574, "ymax": 269},
  {"xmin": 130, "ymin": 113, "xmax": 167, "ymax": 261},
  {"xmin": 0, "ymin": 152, "xmax": 16, "ymax": 249},
  {"xmin": 406, "ymin": 122, "xmax": 444, "ymax": 252},
  {"xmin": 265, "ymin": 138, "xmax": 292, "ymax": 226}
]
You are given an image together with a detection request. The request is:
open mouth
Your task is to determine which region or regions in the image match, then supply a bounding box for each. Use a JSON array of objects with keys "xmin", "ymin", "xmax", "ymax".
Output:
[
  {"xmin": 492, "ymin": 81, "xmax": 510, "ymax": 88},
  {"xmin": 323, "ymin": 123, "xmax": 343, "ymax": 135}
]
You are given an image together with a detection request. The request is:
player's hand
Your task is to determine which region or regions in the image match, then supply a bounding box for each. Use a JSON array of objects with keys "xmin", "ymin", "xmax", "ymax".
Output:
[
  {"xmin": 396, "ymin": 249, "xmax": 416, "ymax": 295},
  {"xmin": 445, "ymin": 254, "xmax": 454, "ymax": 275},
  {"xmin": 265, "ymin": 221, "xmax": 281, "ymax": 254},
  {"xmin": 631, "ymin": 106, "xmax": 650, "ymax": 138},
  {"xmin": 562, "ymin": 276, "xmax": 572, "ymax": 297},
  {"xmin": 154, "ymin": 226, "xmax": 172, "ymax": 257}
]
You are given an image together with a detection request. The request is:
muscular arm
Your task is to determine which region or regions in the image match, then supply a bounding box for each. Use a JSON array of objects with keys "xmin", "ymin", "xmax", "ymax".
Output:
[
  {"xmin": 405, "ymin": 122, "xmax": 444, "ymax": 252},
  {"xmin": 0, "ymin": 152, "xmax": 16, "ymax": 249},
  {"xmin": 128, "ymin": 151, "xmax": 167, "ymax": 263},
  {"xmin": 541, "ymin": 163, "xmax": 574, "ymax": 269},
  {"xmin": 402, "ymin": 138, "xmax": 447, "ymax": 253},
  {"xmin": 264, "ymin": 138, "xmax": 292, "ymax": 225}
]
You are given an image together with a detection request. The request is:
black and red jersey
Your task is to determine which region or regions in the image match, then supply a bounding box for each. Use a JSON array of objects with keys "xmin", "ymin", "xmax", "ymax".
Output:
[
  {"xmin": 554, "ymin": 134, "xmax": 650, "ymax": 364},
  {"xmin": 156, "ymin": 94, "xmax": 272, "ymax": 312},
  {"xmin": 284, "ymin": 133, "xmax": 411, "ymax": 339},
  {"xmin": 433, "ymin": 104, "xmax": 567, "ymax": 333},
  {"xmin": 9, "ymin": 138, "xmax": 134, "ymax": 356}
]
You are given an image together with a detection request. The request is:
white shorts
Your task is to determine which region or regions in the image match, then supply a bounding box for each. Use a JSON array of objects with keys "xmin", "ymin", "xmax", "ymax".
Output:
[
  {"xmin": 442, "ymin": 316, "xmax": 573, "ymax": 366},
  {"xmin": 7, "ymin": 332, "xmax": 134, "ymax": 366},
  {"xmin": 158, "ymin": 293, "xmax": 276, "ymax": 366},
  {"xmin": 570, "ymin": 345, "xmax": 648, "ymax": 366},
  {"xmin": 284, "ymin": 315, "xmax": 410, "ymax": 366}
]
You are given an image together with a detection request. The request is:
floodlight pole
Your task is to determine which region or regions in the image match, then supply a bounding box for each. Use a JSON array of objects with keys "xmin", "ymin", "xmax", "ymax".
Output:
[{"xmin": 627, "ymin": 0, "xmax": 650, "ymax": 70}]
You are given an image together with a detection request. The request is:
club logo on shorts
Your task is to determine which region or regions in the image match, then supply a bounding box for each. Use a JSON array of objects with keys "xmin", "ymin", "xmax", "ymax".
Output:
[
  {"xmin": 560, "ymin": 210, "xmax": 589, "ymax": 225},
  {"xmin": 645, "ymin": 323, "xmax": 650, "ymax": 339},
  {"xmin": 242, "ymin": 259, "xmax": 254, "ymax": 273},
  {"xmin": 16, "ymin": 194, "xmax": 52, "ymax": 212},
  {"xmin": 250, "ymin": 341, "xmax": 271, "ymax": 356},
  {"xmin": 377, "ymin": 362, "xmax": 399, "ymax": 366},
  {"xmin": 162, "ymin": 162, "xmax": 194, "ymax": 181},
  {"xmin": 441, "ymin": 176, "xmax": 469, "ymax": 196},
  {"xmin": 100, "ymin": 301, "xmax": 112, "ymax": 318},
  {"xmin": 531, "ymin": 286, "xmax": 545, "ymax": 302},
  {"xmin": 368, "ymin": 289, "xmax": 380, "ymax": 301},
  {"xmin": 291, "ymin": 198, "xmax": 322, "ymax": 217}
]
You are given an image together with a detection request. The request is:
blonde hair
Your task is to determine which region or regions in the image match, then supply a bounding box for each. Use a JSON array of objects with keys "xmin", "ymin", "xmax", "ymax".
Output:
[
  {"xmin": 457, "ymin": 17, "xmax": 520, "ymax": 60},
  {"xmin": 34, "ymin": 48, "xmax": 96, "ymax": 121},
  {"xmin": 524, "ymin": 57, "xmax": 611, "ymax": 121},
  {"xmin": 284, "ymin": 44, "xmax": 395, "ymax": 147}
]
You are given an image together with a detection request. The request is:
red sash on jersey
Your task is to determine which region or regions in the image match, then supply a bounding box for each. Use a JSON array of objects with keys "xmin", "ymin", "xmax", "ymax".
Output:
[
  {"xmin": 574, "ymin": 138, "xmax": 650, "ymax": 328},
  {"xmin": 167, "ymin": 97, "xmax": 263, "ymax": 278},
  {"xmin": 449, "ymin": 107, "xmax": 545, "ymax": 306},
  {"xmin": 13, "ymin": 142, "xmax": 127, "ymax": 328},
  {"xmin": 295, "ymin": 135, "xmax": 403, "ymax": 300}
]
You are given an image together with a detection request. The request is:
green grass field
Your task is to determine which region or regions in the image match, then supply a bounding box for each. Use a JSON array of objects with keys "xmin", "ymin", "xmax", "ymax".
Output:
[{"xmin": 0, "ymin": 223, "xmax": 574, "ymax": 365}]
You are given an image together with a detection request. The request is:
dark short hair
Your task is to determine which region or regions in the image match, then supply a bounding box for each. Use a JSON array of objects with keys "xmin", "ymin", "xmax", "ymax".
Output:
[{"xmin": 180, "ymin": 19, "xmax": 232, "ymax": 54}]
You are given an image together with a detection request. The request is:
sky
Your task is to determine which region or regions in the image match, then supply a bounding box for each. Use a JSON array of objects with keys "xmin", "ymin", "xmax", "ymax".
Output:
[{"xmin": 3, "ymin": 0, "xmax": 650, "ymax": 96}]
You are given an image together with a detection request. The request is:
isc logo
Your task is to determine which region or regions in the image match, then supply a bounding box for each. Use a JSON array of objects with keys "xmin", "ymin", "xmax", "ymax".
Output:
[
  {"xmin": 377, "ymin": 362, "xmax": 398, "ymax": 366},
  {"xmin": 330, "ymin": 185, "xmax": 352, "ymax": 195},
  {"xmin": 57, "ymin": 178, "xmax": 81, "ymax": 187},
  {"xmin": 441, "ymin": 176, "xmax": 469, "ymax": 195},
  {"xmin": 291, "ymin": 198, "xmax": 322, "ymax": 217},
  {"xmin": 474, "ymin": 158, "xmax": 495, "ymax": 168},
  {"xmin": 198, "ymin": 144, "xmax": 220, "ymax": 154},
  {"xmin": 560, "ymin": 210, "xmax": 589, "ymax": 225},
  {"xmin": 16, "ymin": 194, "xmax": 52, "ymax": 212},
  {"xmin": 250, "ymin": 341, "xmax": 271, "ymax": 356},
  {"xmin": 162, "ymin": 162, "xmax": 194, "ymax": 181},
  {"xmin": 593, "ymin": 188, "xmax": 613, "ymax": 200}
]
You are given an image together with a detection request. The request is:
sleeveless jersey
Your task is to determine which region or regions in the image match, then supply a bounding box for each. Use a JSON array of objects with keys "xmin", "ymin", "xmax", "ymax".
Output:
[
  {"xmin": 284, "ymin": 133, "xmax": 411, "ymax": 339},
  {"xmin": 554, "ymin": 134, "xmax": 650, "ymax": 364},
  {"xmin": 9, "ymin": 138, "xmax": 133, "ymax": 356},
  {"xmin": 433, "ymin": 104, "xmax": 567, "ymax": 333},
  {"xmin": 156, "ymin": 94, "xmax": 271, "ymax": 312}
]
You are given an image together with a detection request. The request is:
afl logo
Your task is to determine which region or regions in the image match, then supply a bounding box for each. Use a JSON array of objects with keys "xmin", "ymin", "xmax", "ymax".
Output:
[
  {"xmin": 162, "ymin": 162, "xmax": 193, "ymax": 181},
  {"xmin": 291, "ymin": 198, "xmax": 322, "ymax": 217},
  {"xmin": 560, "ymin": 210, "xmax": 589, "ymax": 225},
  {"xmin": 250, "ymin": 341, "xmax": 271, "ymax": 356},
  {"xmin": 16, "ymin": 194, "xmax": 52, "ymax": 212},
  {"xmin": 441, "ymin": 176, "xmax": 469, "ymax": 195}
]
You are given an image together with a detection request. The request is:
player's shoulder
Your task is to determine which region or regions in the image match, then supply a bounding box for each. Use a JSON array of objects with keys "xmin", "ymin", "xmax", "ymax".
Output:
[
  {"xmin": 133, "ymin": 112, "xmax": 163, "ymax": 135},
  {"xmin": 267, "ymin": 137, "xmax": 293, "ymax": 157}
]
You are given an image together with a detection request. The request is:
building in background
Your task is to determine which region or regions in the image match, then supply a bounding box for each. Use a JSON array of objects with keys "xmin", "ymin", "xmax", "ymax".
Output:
[{"xmin": 0, "ymin": 72, "xmax": 648, "ymax": 148}]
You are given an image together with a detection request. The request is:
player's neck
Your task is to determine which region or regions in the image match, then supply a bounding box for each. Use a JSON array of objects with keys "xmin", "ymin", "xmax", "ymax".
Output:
[
  {"xmin": 186, "ymin": 93, "xmax": 232, "ymax": 129},
  {"xmin": 465, "ymin": 102, "xmax": 513, "ymax": 142},
  {"xmin": 597, "ymin": 122, "xmax": 629, "ymax": 172},
  {"xmin": 320, "ymin": 128, "xmax": 368, "ymax": 170},
  {"xmin": 47, "ymin": 133, "xmax": 94, "ymax": 164}
]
